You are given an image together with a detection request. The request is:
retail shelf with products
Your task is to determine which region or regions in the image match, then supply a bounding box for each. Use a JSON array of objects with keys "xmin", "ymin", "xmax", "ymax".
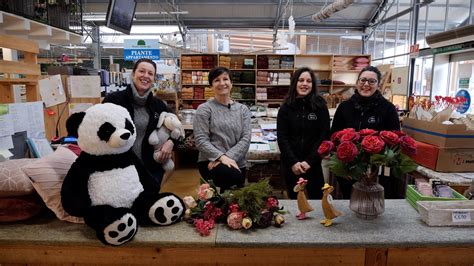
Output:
[
  {"xmin": 219, "ymin": 54, "xmax": 257, "ymax": 106},
  {"xmin": 179, "ymin": 53, "xmax": 371, "ymax": 109},
  {"xmin": 180, "ymin": 54, "xmax": 218, "ymax": 110}
]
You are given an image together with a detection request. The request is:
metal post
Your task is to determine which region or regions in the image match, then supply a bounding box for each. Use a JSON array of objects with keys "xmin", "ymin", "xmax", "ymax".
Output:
[
  {"xmin": 424, "ymin": 4, "xmax": 429, "ymax": 44},
  {"xmin": 373, "ymin": 29, "xmax": 377, "ymax": 59},
  {"xmin": 395, "ymin": 0, "xmax": 400, "ymax": 58},
  {"xmin": 92, "ymin": 26, "xmax": 101, "ymax": 70},
  {"xmin": 383, "ymin": 23, "xmax": 387, "ymax": 63},
  {"xmin": 444, "ymin": 0, "xmax": 450, "ymax": 31},
  {"xmin": 469, "ymin": 0, "xmax": 474, "ymax": 24},
  {"xmin": 408, "ymin": 0, "xmax": 420, "ymax": 97}
]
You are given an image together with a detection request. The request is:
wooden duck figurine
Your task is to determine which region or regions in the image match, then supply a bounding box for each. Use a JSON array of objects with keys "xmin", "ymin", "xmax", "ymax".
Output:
[
  {"xmin": 320, "ymin": 183, "xmax": 341, "ymax": 226},
  {"xmin": 294, "ymin": 178, "xmax": 314, "ymax": 220}
]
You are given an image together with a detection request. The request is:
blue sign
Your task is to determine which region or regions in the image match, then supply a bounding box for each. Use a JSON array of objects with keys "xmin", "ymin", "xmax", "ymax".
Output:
[
  {"xmin": 123, "ymin": 49, "xmax": 160, "ymax": 60},
  {"xmin": 456, "ymin": 89, "xmax": 471, "ymax": 114},
  {"xmin": 124, "ymin": 39, "xmax": 160, "ymax": 61}
]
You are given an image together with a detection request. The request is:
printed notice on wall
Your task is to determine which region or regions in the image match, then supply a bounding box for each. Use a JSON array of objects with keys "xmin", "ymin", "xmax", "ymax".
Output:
[
  {"xmin": 68, "ymin": 76, "xmax": 101, "ymax": 98},
  {"xmin": 38, "ymin": 75, "xmax": 66, "ymax": 107}
]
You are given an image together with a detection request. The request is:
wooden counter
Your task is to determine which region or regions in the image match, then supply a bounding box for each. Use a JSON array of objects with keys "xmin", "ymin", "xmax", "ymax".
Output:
[{"xmin": 1, "ymin": 200, "xmax": 473, "ymax": 265}]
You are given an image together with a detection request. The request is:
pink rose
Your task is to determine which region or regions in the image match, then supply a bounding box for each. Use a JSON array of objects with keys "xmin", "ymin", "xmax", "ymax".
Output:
[
  {"xmin": 266, "ymin": 197, "xmax": 279, "ymax": 209},
  {"xmin": 197, "ymin": 183, "xmax": 215, "ymax": 200},
  {"xmin": 379, "ymin": 131, "xmax": 400, "ymax": 145},
  {"xmin": 183, "ymin": 196, "xmax": 197, "ymax": 209},
  {"xmin": 361, "ymin": 136, "xmax": 385, "ymax": 154},
  {"xmin": 359, "ymin": 128, "xmax": 377, "ymax": 136},
  {"xmin": 318, "ymin": 140, "xmax": 334, "ymax": 157},
  {"xmin": 227, "ymin": 212, "xmax": 244, "ymax": 230},
  {"xmin": 336, "ymin": 141, "xmax": 358, "ymax": 163},
  {"xmin": 400, "ymin": 136, "xmax": 417, "ymax": 155}
]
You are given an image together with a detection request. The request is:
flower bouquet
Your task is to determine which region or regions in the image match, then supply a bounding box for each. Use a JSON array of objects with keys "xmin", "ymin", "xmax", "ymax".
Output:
[
  {"xmin": 183, "ymin": 179, "xmax": 286, "ymax": 236},
  {"xmin": 318, "ymin": 128, "xmax": 418, "ymax": 181},
  {"xmin": 318, "ymin": 128, "xmax": 418, "ymax": 219}
]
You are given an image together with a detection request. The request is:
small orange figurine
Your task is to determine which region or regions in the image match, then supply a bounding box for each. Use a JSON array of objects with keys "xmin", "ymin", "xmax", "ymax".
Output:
[
  {"xmin": 320, "ymin": 183, "xmax": 342, "ymax": 226},
  {"xmin": 294, "ymin": 178, "xmax": 314, "ymax": 220}
]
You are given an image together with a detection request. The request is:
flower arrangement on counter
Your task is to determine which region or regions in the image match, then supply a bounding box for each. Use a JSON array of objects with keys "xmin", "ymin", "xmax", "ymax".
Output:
[
  {"xmin": 183, "ymin": 179, "xmax": 286, "ymax": 236},
  {"xmin": 318, "ymin": 128, "xmax": 418, "ymax": 180}
]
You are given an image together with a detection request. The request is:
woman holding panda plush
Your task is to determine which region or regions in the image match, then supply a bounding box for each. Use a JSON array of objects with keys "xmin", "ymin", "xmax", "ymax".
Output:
[{"xmin": 103, "ymin": 58, "xmax": 173, "ymax": 189}]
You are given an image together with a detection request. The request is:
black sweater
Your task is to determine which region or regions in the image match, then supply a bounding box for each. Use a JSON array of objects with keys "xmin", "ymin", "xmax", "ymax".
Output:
[
  {"xmin": 331, "ymin": 91, "xmax": 400, "ymax": 133},
  {"xmin": 103, "ymin": 85, "xmax": 169, "ymax": 187},
  {"xmin": 277, "ymin": 97, "xmax": 330, "ymax": 168}
]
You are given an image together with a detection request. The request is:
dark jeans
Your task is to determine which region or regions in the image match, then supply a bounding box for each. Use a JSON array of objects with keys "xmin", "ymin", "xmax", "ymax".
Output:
[
  {"xmin": 336, "ymin": 175, "xmax": 398, "ymax": 199},
  {"xmin": 198, "ymin": 161, "xmax": 246, "ymax": 191}
]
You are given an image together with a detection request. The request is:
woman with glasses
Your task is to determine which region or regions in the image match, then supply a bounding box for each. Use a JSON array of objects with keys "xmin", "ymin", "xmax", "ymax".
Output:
[{"xmin": 331, "ymin": 65, "xmax": 400, "ymax": 199}]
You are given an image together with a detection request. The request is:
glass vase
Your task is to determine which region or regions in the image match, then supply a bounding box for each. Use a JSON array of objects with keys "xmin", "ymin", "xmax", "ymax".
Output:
[{"xmin": 349, "ymin": 170, "xmax": 385, "ymax": 220}]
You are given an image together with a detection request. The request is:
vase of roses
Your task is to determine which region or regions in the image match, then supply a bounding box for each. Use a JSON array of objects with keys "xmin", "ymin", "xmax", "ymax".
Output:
[{"xmin": 318, "ymin": 128, "xmax": 418, "ymax": 219}]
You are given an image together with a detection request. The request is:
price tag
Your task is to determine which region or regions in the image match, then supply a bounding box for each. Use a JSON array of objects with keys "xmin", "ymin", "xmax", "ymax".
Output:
[
  {"xmin": 452, "ymin": 211, "xmax": 471, "ymax": 223},
  {"xmin": 383, "ymin": 166, "xmax": 391, "ymax": 177}
]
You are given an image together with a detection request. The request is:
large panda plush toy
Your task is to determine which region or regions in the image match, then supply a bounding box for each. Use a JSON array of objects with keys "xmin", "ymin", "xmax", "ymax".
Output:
[{"xmin": 61, "ymin": 103, "xmax": 185, "ymax": 246}]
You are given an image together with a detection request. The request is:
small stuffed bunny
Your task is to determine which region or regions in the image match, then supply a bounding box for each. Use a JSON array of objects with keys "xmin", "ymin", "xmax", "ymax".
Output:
[{"xmin": 148, "ymin": 112, "xmax": 185, "ymax": 171}]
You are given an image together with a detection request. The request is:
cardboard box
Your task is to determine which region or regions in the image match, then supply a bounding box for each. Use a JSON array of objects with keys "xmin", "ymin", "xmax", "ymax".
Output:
[
  {"xmin": 402, "ymin": 117, "xmax": 474, "ymax": 148},
  {"xmin": 412, "ymin": 140, "xmax": 474, "ymax": 172}
]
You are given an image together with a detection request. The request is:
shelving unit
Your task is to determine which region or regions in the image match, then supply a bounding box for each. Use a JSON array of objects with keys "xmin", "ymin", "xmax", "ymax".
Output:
[
  {"xmin": 180, "ymin": 54, "xmax": 218, "ymax": 109},
  {"xmin": 179, "ymin": 53, "xmax": 371, "ymax": 109},
  {"xmin": 0, "ymin": 34, "xmax": 41, "ymax": 103}
]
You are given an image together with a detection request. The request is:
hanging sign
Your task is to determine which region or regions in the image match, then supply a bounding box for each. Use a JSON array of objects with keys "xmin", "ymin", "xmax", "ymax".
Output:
[
  {"xmin": 456, "ymin": 89, "xmax": 471, "ymax": 114},
  {"xmin": 124, "ymin": 39, "xmax": 160, "ymax": 61}
]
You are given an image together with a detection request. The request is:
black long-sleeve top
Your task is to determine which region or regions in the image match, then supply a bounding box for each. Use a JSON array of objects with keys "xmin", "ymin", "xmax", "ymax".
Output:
[
  {"xmin": 277, "ymin": 97, "xmax": 330, "ymax": 168},
  {"xmin": 331, "ymin": 90, "xmax": 400, "ymax": 134}
]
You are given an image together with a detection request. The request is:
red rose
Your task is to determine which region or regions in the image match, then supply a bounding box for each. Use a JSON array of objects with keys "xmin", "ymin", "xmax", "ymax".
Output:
[
  {"xmin": 361, "ymin": 136, "xmax": 385, "ymax": 154},
  {"xmin": 393, "ymin": 130, "xmax": 406, "ymax": 137},
  {"xmin": 340, "ymin": 131, "xmax": 360, "ymax": 142},
  {"xmin": 379, "ymin": 131, "xmax": 400, "ymax": 145},
  {"xmin": 400, "ymin": 136, "xmax": 417, "ymax": 155},
  {"xmin": 330, "ymin": 131, "xmax": 343, "ymax": 143},
  {"xmin": 359, "ymin": 128, "xmax": 377, "ymax": 136},
  {"xmin": 318, "ymin": 140, "xmax": 334, "ymax": 157},
  {"xmin": 331, "ymin": 128, "xmax": 356, "ymax": 143},
  {"xmin": 336, "ymin": 141, "xmax": 358, "ymax": 163}
]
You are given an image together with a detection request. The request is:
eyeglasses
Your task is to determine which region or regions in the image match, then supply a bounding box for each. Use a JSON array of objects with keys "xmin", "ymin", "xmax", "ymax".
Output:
[{"xmin": 358, "ymin": 78, "xmax": 378, "ymax": 85}]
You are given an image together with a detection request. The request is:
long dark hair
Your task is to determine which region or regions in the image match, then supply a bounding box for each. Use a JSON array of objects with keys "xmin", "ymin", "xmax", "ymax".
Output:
[
  {"xmin": 132, "ymin": 58, "xmax": 157, "ymax": 75},
  {"xmin": 208, "ymin": 66, "xmax": 231, "ymax": 86},
  {"xmin": 284, "ymin": 67, "xmax": 326, "ymax": 109}
]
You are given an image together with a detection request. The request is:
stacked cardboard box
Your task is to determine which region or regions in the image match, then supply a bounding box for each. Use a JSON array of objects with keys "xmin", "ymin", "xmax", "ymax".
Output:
[{"xmin": 403, "ymin": 117, "xmax": 474, "ymax": 172}]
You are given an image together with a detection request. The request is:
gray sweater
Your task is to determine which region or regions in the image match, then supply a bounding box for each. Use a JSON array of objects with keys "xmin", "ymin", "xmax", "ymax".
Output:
[{"xmin": 193, "ymin": 99, "xmax": 251, "ymax": 168}]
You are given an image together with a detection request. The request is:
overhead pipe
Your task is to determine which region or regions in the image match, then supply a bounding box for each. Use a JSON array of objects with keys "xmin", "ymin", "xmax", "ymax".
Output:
[{"xmin": 311, "ymin": 0, "xmax": 354, "ymax": 23}]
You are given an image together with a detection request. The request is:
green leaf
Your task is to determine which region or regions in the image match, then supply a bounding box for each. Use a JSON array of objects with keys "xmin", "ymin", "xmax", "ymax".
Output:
[
  {"xmin": 328, "ymin": 158, "xmax": 350, "ymax": 177},
  {"xmin": 370, "ymin": 154, "xmax": 386, "ymax": 166},
  {"xmin": 399, "ymin": 153, "xmax": 418, "ymax": 173}
]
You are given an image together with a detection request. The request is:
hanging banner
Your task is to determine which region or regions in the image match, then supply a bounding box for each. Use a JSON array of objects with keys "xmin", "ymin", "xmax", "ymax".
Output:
[{"xmin": 124, "ymin": 39, "xmax": 160, "ymax": 61}]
